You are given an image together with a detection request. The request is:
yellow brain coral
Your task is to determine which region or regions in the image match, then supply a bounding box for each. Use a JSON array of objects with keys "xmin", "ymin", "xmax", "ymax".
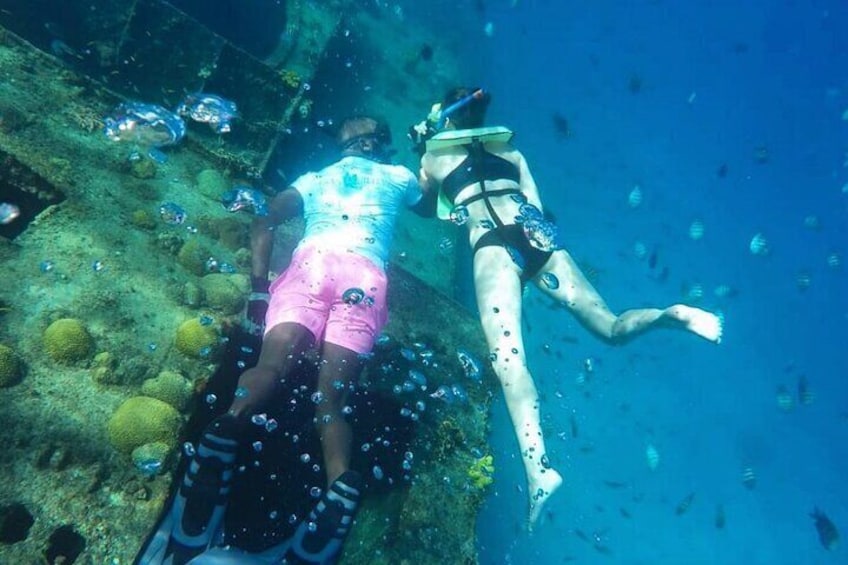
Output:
[
  {"xmin": 175, "ymin": 317, "xmax": 220, "ymax": 359},
  {"xmin": 107, "ymin": 396, "xmax": 182, "ymax": 453},
  {"xmin": 43, "ymin": 318, "xmax": 94, "ymax": 364}
]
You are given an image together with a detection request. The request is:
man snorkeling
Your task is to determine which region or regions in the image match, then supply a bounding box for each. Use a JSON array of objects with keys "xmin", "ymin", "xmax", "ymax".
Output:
[
  {"xmin": 415, "ymin": 87, "xmax": 723, "ymax": 527},
  {"xmin": 137, "ymin": 115, "xmax": 429, "ymax": 564}
]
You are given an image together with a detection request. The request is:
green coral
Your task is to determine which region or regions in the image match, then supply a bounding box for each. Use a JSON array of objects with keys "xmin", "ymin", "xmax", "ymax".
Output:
[
  {"xmin": 174, "ymin": 317, "xmax": 220, "ymax": 359},
  {"xmin": 0, "ymin": 344, "xmax": 23, "ymax": 387},
  {"xmin": 195, "ymin": 168, "xmax": 228, "ymax": 200},
  {"xmin": 141, "ymin": 370, "xmax": 193, "ymax": 411},
  {"xmin": 278, "ymin": 69, "xmax": 301, "ymax": 90},
  {"xmin": 130, "ymin": 208, "xmax": 157, "ymax": 230},
  {"xmin": 177, "ymin": 238, "xmax": 213, "ymax": 276},
  {"xmin": 467, "ymin": 455, "xmax": 495, "ymax": 490},
  {"xmin": 107, "ymin": 396, "xmax": 182, "ymax": 453},
  {"xmin": 200, "ymin": 273, "xmax": 248, "ymax": 314},
  {"xmin": 43, "ymin": 318, "xmax": 94, "ymax": 364},
  {"xmin": 91, "ymin": 351, "xmax": 118, "ymax": 385}
]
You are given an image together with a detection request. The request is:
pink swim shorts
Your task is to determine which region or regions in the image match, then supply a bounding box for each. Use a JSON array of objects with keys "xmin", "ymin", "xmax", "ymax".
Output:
[{"xmin": 265, "ymin": 245, "xmax": 389, "ymax": 354}]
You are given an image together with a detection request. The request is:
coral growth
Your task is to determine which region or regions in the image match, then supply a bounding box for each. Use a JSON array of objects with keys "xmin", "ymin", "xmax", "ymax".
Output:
[
  {"xmin": 131, "ymin": 441, "xmax": 172, "ymax": 476},
  {"xmin": 467, "ymin": 455, "xmax": 495, "ymax": 490},
  {"xmin": 174, "ymin": 317, "xmax": 220, "ymax": 359},
  {"xmin": 278, "ymin": 69, "xmax": 301, "ymax": 90},
  {"xmin": 195, "ymin": 168, "xmax": 229, "ymax": 201},
  {"xmin": 141, "ymin": 370, "xmax": 194, "ymax": 411},
  {"xmin": 91, "ymin": 351, "xmax": 119, "ymax": 385},
  {"xmin": 43, "ymin": 318, "xmax": 94, "ymax": 364},
  {"xmin": 107, "ymin": 396, "xmax": 182, "ymax": 453},
  {"xmin": 0, "ymin": 344, "xmax": 23, "ymax": 387},
  {"xmin": 200, "ymin": 273, "xmax": 248, "ymax": 314},
  {"xmin": 177, "ymin": 238, "xmax": 213, "ymax": 276}
]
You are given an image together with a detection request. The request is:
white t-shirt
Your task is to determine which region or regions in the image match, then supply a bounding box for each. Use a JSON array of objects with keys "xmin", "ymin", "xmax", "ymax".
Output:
[{"xmin": 291, "ymin": 155, "xmax": 422, "ymax": 269}]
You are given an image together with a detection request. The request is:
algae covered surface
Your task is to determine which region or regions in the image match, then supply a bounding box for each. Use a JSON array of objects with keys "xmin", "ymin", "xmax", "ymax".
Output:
[{"xmin": 0, "ymin": 3, "xmax": 493, "ymax": 563}]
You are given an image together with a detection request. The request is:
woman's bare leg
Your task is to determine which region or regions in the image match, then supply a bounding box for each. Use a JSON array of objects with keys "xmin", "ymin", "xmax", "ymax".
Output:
[
  {"xmin": 474, "ymin": 247, "xmax": 563, "ymax": 527},
  {"xmin": 533, "ymin": 250, "xmax": 723, "ymax": 344}
]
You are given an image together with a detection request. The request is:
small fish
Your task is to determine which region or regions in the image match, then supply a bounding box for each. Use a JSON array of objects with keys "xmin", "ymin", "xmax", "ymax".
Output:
[
  {"xmin": 593, "ymin": 543, "xmax": 613, "ymax": 555},
  {"xmin": 619, "ymin": 507, "xmax": 631, "ymax": 519},
  {"xmin": 177, "ymin": 93, "xmax": 238, "ymax": 133},
  {"xmin": 713, "ymin": 284, "xmax": 738, "ymax": 299},
  {"xmin": 675, "ymin": 492, "xmax": 695, "ymax": 516},
  {"xmin": 573, "ymin": 529, "xmax": 590, "ymax": 543},
  {"xmin": 797, "ymin": 375, "xmax": 815, "ymax": 405},
  {"xmin": 221, "ymin": 186, "xmax": 268, "ymax": 216},
  {"xmin": 749, "ymin": 232, "xmax": 770, "ymax": 256},
  {"xmin": 551, "ymin": 112, "xmax": 570, "ymax": 139},
  {"xmin": 628, "ymin": 74, "xmax": 642, "ymax": 94},
  {"xmin": 628, "ymin": 185, "xmax": 643, "ymax": 208},
  {"xmin": 810, "ymin": 508, "xmax": 839, "ymax": 550},
  {"xmin": 0, "ymin": 202, "xmax": 21, "ymax": 225},
  {"xmin": 803, "ymin": 215, "xmax": 821, "ymax": 230},
  {"xmin": 645, "ymin": 443, "xmax": 660, "ymax": 470},
  {"xmin": 419, "ymin": 43, "xmax": 434, "ymax": 62},
  {"xmin": 796, "ymin": 270, "xmax": 812, "ymax": 291},
  {"xmin": 688, "ymin": 219, "xmax": 705, "ymax": 240},
  {"xmin": 603, "ymin": 480, "xmax": 628, "ymax": 489},
  {"xmin": 647, "ymin": 250, "xmax": 658, "ymax": 269},
  {"xmin": 741, "ymin": 467, "xmax": 756, "ymax": 490},
  {"xmin": 715, "ymin": 504, "xmax": 726, "ymax": 529},
  {"xmin": 569, "ymin": 413, "xmax": 579, "ymax": 438},
  {"xmin": 775, "ymin": 385, "xmax": 794, "ymax": 411}
]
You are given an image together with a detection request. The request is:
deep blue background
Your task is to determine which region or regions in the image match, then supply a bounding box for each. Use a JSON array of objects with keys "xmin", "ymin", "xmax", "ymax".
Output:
[{"xmin": 405, "ymin": 1, "xmax": 847, "ymax": 563}]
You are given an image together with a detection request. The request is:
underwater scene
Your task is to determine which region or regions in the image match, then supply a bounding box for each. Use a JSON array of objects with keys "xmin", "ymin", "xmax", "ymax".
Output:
[{"xmin": 0, "ymin": 1, "xmax": 845, "ymax": 564}]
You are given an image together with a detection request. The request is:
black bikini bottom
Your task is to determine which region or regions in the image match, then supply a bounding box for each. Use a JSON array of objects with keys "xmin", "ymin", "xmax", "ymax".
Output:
[{"xmin": 473, "ymin": 224, "xmax": 554, "ymax": 282}]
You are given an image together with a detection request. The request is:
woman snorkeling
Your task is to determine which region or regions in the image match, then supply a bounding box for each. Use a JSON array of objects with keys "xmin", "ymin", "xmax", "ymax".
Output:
[{"xmin": 417, "ymin": 87, "xmax": 723, "ymax": 527}]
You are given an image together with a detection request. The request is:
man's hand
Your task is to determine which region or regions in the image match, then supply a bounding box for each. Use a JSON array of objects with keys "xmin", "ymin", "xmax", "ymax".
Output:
[{"xmin": 243, "ymin": 276, "xmax": 270, "ymax": 336}]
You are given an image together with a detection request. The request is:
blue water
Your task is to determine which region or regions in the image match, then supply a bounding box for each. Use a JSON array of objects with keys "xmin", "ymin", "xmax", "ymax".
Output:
[{"xmin": 406, "ymin": 1, "xmax": 847, "ymax": 563}]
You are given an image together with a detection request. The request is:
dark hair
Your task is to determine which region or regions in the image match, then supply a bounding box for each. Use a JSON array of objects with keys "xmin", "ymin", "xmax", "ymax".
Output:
[{"xmin": 441, "ymin": 86, "xmax": 491, "ymax": 129}]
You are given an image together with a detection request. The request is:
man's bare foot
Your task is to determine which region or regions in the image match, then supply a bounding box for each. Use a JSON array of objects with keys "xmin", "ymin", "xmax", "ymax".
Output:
[
  {"xmin": 527, "ymin": 468, "xmax": 563, "ymax": 529},
  {"xmin": 665, "ymin": 304, "xmax": 723, "ymax": 343}
]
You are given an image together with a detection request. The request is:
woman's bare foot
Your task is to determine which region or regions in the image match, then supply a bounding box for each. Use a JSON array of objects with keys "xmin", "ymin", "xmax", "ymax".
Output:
[
  {"xmin": 527, "ymin": 468, "xmax": 563, "ymax": 529},
  {"xmin": 665, "ymin": 305, "xmax": 723, "ymax": 343}
]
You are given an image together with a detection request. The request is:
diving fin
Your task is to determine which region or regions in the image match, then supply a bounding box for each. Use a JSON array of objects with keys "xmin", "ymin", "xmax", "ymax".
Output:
[{"xmin": 135, "ymin": 418, "xmax": 239, "ymax": 565}]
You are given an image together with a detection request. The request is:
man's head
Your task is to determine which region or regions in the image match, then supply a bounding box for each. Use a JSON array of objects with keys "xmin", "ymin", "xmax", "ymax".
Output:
[
  {"xmin": 337, "ymin": 115, "xmax": 393, "ymax": 163},
  {"xmin": 441, "ymin": 87, "xmax": 491, "ymax": 129}
]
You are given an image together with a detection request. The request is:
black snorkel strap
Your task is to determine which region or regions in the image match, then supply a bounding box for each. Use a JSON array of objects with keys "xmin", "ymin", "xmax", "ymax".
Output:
[
  {"xmin": 341, "ymin": 134, "xmax": 394, "ymax": 164},
  {"xmin": 469, "ymin": 137, "xmax": 507, "ymax": 229}
]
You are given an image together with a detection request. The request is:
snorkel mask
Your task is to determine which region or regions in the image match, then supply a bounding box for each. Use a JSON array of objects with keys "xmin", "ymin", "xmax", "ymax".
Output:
[{"xmin": 339, "ymin": 118, "xmax": 394, "ymax": 163}]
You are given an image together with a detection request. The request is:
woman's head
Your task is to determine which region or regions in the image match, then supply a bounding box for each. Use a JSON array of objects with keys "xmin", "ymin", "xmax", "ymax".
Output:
[
  {"xmin": 441, "ymin": 87, "xmax": 491, "ymax": 129},
  {"xmin": 337, "ymin": 115, "xmax": 392, "ymax": 162}
]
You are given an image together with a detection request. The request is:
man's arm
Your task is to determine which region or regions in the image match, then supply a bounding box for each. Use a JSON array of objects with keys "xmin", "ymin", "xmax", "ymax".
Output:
[{"xmin": 251, "ymin": 187, "xmax": 304, "ymax": 280}]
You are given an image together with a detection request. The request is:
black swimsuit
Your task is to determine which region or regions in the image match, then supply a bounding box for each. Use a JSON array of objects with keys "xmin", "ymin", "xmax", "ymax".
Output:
[{"xmin": 444, "ymin": 140, "xmax": 554, "ymax": 282}]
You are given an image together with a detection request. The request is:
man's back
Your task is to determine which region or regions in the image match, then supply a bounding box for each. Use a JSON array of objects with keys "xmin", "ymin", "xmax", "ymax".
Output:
[{"xmin": 292, "ymin": 155, "xmax": 419, "ymax": 268}]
